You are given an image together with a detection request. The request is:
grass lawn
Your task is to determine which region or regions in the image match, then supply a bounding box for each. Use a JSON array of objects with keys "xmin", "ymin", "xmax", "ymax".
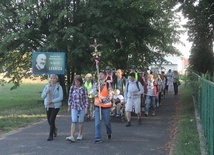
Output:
[
  {"xmin": 0, "ymin": 83, "xmax": 66, "ymax": 135},
  {"xmin": 173, "ymin": 85, "xmax": 201, "ymax": 155}
]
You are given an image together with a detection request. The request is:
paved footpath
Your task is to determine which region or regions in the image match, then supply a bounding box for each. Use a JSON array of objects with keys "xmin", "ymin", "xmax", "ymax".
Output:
[{"xmin": 0, "ymin": 93, "xmax": 179, "ymax": 155}]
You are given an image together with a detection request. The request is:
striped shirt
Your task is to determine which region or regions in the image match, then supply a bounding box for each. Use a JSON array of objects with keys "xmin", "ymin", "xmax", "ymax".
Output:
[{"xmin": 68, "ymin": 85, "xmax": 89, "ymax": 110}]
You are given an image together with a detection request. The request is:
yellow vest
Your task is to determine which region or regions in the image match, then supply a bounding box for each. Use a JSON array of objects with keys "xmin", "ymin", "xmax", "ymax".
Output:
[
  {"xmin": 84, "ymin": 81, "xmax": 93, "ymax": 98},
  {"xmin": 135, "ymin": 72, "xmax": 138, "ymax": 80}
]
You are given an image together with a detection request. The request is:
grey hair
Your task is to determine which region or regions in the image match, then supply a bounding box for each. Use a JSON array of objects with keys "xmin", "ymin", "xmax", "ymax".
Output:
[
  {"xmin": 50, "ymin": 74, "xmax": 58, "ymax": 80},
  {"xmin": 85, "ymin": 73, "xmax": 92, "ymax": 79}
]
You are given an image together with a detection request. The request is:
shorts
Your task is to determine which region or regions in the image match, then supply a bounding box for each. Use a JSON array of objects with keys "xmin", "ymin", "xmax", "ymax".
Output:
[
  {"xmin": 125, "ymin": 97, "xmax": 141, "ymax": 113},
  {"xmin": 71, "ymin": 108, "xmax": 85, "ymax": 123}
]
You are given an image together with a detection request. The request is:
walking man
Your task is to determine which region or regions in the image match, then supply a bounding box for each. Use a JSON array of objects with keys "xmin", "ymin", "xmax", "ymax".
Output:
[
  {"xmin": 93, "ymin": 70, "xmax": 112, "ymax": 143},
  {"xmin": 124, "ymin": 73, "xmax": 144, "ymax": 126}
]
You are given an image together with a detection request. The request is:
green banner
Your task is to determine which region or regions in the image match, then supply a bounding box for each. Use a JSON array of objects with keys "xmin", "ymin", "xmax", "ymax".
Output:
[{"xmin": 32, "ymin": 52, "xmax": 65, "ymax": 75}]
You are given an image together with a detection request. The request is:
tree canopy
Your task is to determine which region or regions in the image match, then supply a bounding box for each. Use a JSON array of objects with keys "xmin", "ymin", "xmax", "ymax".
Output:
[
  {"xmin": 0, "ymin": 0, "xmax": 181, "ymax": 91},
  {"xmin": 178, "ymin": 0, "xmax": 214, "ymax": 74}
]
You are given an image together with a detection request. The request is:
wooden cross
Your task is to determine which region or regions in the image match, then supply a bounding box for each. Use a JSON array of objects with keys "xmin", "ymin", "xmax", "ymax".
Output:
[{"xmin": 90, "ymin": 39, "xmax": 102, "ymax": 52}]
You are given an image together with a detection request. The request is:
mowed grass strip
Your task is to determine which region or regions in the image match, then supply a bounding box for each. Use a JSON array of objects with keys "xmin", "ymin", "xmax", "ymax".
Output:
[
  {"xmin": 0, "ymin": 83, "xmax": 48, "ymax": 135},
  {"xmin": 174, "ymin": 85, "xmax": 201, "ymax": 155}
]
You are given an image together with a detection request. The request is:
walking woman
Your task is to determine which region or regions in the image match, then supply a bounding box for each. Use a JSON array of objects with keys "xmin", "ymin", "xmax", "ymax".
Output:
[
  {"xmin": 66, "ymin": 75, "xmax": 89, "ymax": 142},
  {"xmin": 144, "ymin": 74, "xmax": 158, "ymax": 116},
  {"xmin": 172, "ymin": 70, "xmax": 179, "ymax": 95},
  {"xmin": 41, "ymin": 74, "xmax": 63, "ymax": 141}
]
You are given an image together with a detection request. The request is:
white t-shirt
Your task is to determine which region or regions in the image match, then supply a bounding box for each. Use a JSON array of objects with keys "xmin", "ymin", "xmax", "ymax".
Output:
[{"xmin": 146, "ymin": 80, "xmax": 155, "ymax": 96}]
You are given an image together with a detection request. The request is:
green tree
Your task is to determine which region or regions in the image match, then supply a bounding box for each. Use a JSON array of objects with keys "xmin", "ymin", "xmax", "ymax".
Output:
[
  {"xmin": 179, "ymin": 0, "xmax": 214, "ymax": 74},
  {"xmin": 0, "ymin": 0, "xmax": 180, "ymax": 95},
  {"xmin": 86, "ymin": 0, "xmax": 180, "ymax": 69}
]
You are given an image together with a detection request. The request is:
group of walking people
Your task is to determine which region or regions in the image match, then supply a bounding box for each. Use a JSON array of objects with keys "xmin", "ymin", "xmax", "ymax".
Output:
[{"xmin": 41, "ymin": 66, "xmax": 180, "ymax": 143}]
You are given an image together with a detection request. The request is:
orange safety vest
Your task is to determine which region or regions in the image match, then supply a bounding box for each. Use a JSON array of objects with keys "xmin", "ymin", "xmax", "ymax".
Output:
[{"xmin": 94, "ymin": 83, "xmax": 112, "ymax": 108}]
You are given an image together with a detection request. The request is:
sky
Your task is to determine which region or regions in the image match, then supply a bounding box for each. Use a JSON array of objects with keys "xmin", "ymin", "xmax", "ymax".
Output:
[{"xmin": 173, "ymin": 10, "xmax": 192, "ymax": 58}]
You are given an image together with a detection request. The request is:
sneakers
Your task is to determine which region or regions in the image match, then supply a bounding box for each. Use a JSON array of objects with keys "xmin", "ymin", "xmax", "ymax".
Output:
[
  {"xmin": 110, "ymin": 112, "xmax": 115, "ymax": 116},
  {"xmin": 77, "ymin": 135, "xmax": 83, "ymax": 140},
  {"xmin": 47, "ymin": 136, "xmax": 53, "ymax": 141},
  {"xmin": 152, "ymin": 111, "xmax": 155, "ymax": 116},
  {"xmin": 126, "ymin": 121, "xmax": 131, "ymax": 127},
  {"xmin": 95, "ymin": 140, "xmax": 103, "ymax": 144},
  {"xmin": 66, "ymin": 135, "xmax": 82, "ymax": 141},
  {"xmin": 107, "ymin": 135, "xmax": 111, "ymax": 139},
  {"xmin": 66, "ymin": 136, "xmax": 75, "ymax": 142},
  {"xmin": 144, "ymin": 112, "xmax": 148, "ymax": 117},
  {"xmin": 53, "ymin": 128, "xmax": 57, "ymax": 137},
  {"xmin": 116, "ymin": 114, "xmax": 120, "ymax": 117}
]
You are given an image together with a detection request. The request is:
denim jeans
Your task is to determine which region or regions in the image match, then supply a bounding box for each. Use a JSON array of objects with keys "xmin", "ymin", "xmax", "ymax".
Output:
[
  {"xmin": 94, "ymin": 106, "xmax": 112, "ymax": 140},
  {"xmin": 173, "ymin": 82, "xmax": 178, "ymax": 95},
  {"xmin": 145, "ymin": 95, "xmax": 156, "ymax": 112},
  {"xmin": 71, "ymin": 108, "xmax": 85, "ymax": 123}
]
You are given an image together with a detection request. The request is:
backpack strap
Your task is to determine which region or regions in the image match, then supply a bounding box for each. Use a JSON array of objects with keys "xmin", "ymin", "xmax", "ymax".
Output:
[
  {"xmin": 91, "ymin": 80, "xmax": 94, "ymax": 86},
  {"xmin": 126, "ymin": 82, "xmax": 129, "ymax": 93},
  {"xmin": 127, "ymin": 81, "xmax": 140, "ymax": 92},
  {"xmin": 136, "ymin": 81, "xmax": 140, "ymax": 91}
]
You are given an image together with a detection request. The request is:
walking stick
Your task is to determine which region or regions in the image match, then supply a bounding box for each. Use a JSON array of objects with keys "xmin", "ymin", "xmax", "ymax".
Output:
[{"xmin": 90, "ymin": 39, "xmax": 103, "ymax": 120}]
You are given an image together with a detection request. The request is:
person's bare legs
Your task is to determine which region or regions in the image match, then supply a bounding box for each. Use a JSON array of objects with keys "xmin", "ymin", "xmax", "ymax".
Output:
[
  {"xmin": 125, "ymin": 111, "xmax": 131, "ymax": 126},
  {"xmin": 78, "ymin": 123, "xmax": 83, "ymax": 136},
  {"xmin": 71, "ymin": 123, "xmax": 75, "ymax": 137},
  {"xmin": 137, "ymin": 112, "xmax": 142, "ymax": 125}
]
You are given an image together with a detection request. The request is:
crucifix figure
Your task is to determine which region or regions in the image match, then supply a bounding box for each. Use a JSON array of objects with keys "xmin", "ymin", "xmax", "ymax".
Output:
[
  {"xmin": 90, "ymin": 39, "xmax": 103, "ymax": 120},
  {"xmin": 90, "ymin": 39, "xmax": 102, "ymax": 52},
  {"xmin": 90, "ymin": 39, "xmax": 102, "ymax": 67}
]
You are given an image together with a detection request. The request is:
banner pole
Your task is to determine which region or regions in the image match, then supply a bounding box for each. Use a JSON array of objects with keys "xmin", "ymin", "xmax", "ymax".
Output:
[{"xmin": 46, "ymin": 74, "xmax": 50, "ymax": 111}]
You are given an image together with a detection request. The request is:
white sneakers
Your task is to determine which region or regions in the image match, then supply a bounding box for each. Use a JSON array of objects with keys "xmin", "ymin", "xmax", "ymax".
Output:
[
  {"xmin": 66, "ymin": 135, "xmax": 83, "ymax": 142},
  {"xmin": 77, "ymin": 135, "xmax": 83, "ymax": 140},
  {"xmin": 66, "ymin": 136, "xmax": 75, "ymax": 142}
]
